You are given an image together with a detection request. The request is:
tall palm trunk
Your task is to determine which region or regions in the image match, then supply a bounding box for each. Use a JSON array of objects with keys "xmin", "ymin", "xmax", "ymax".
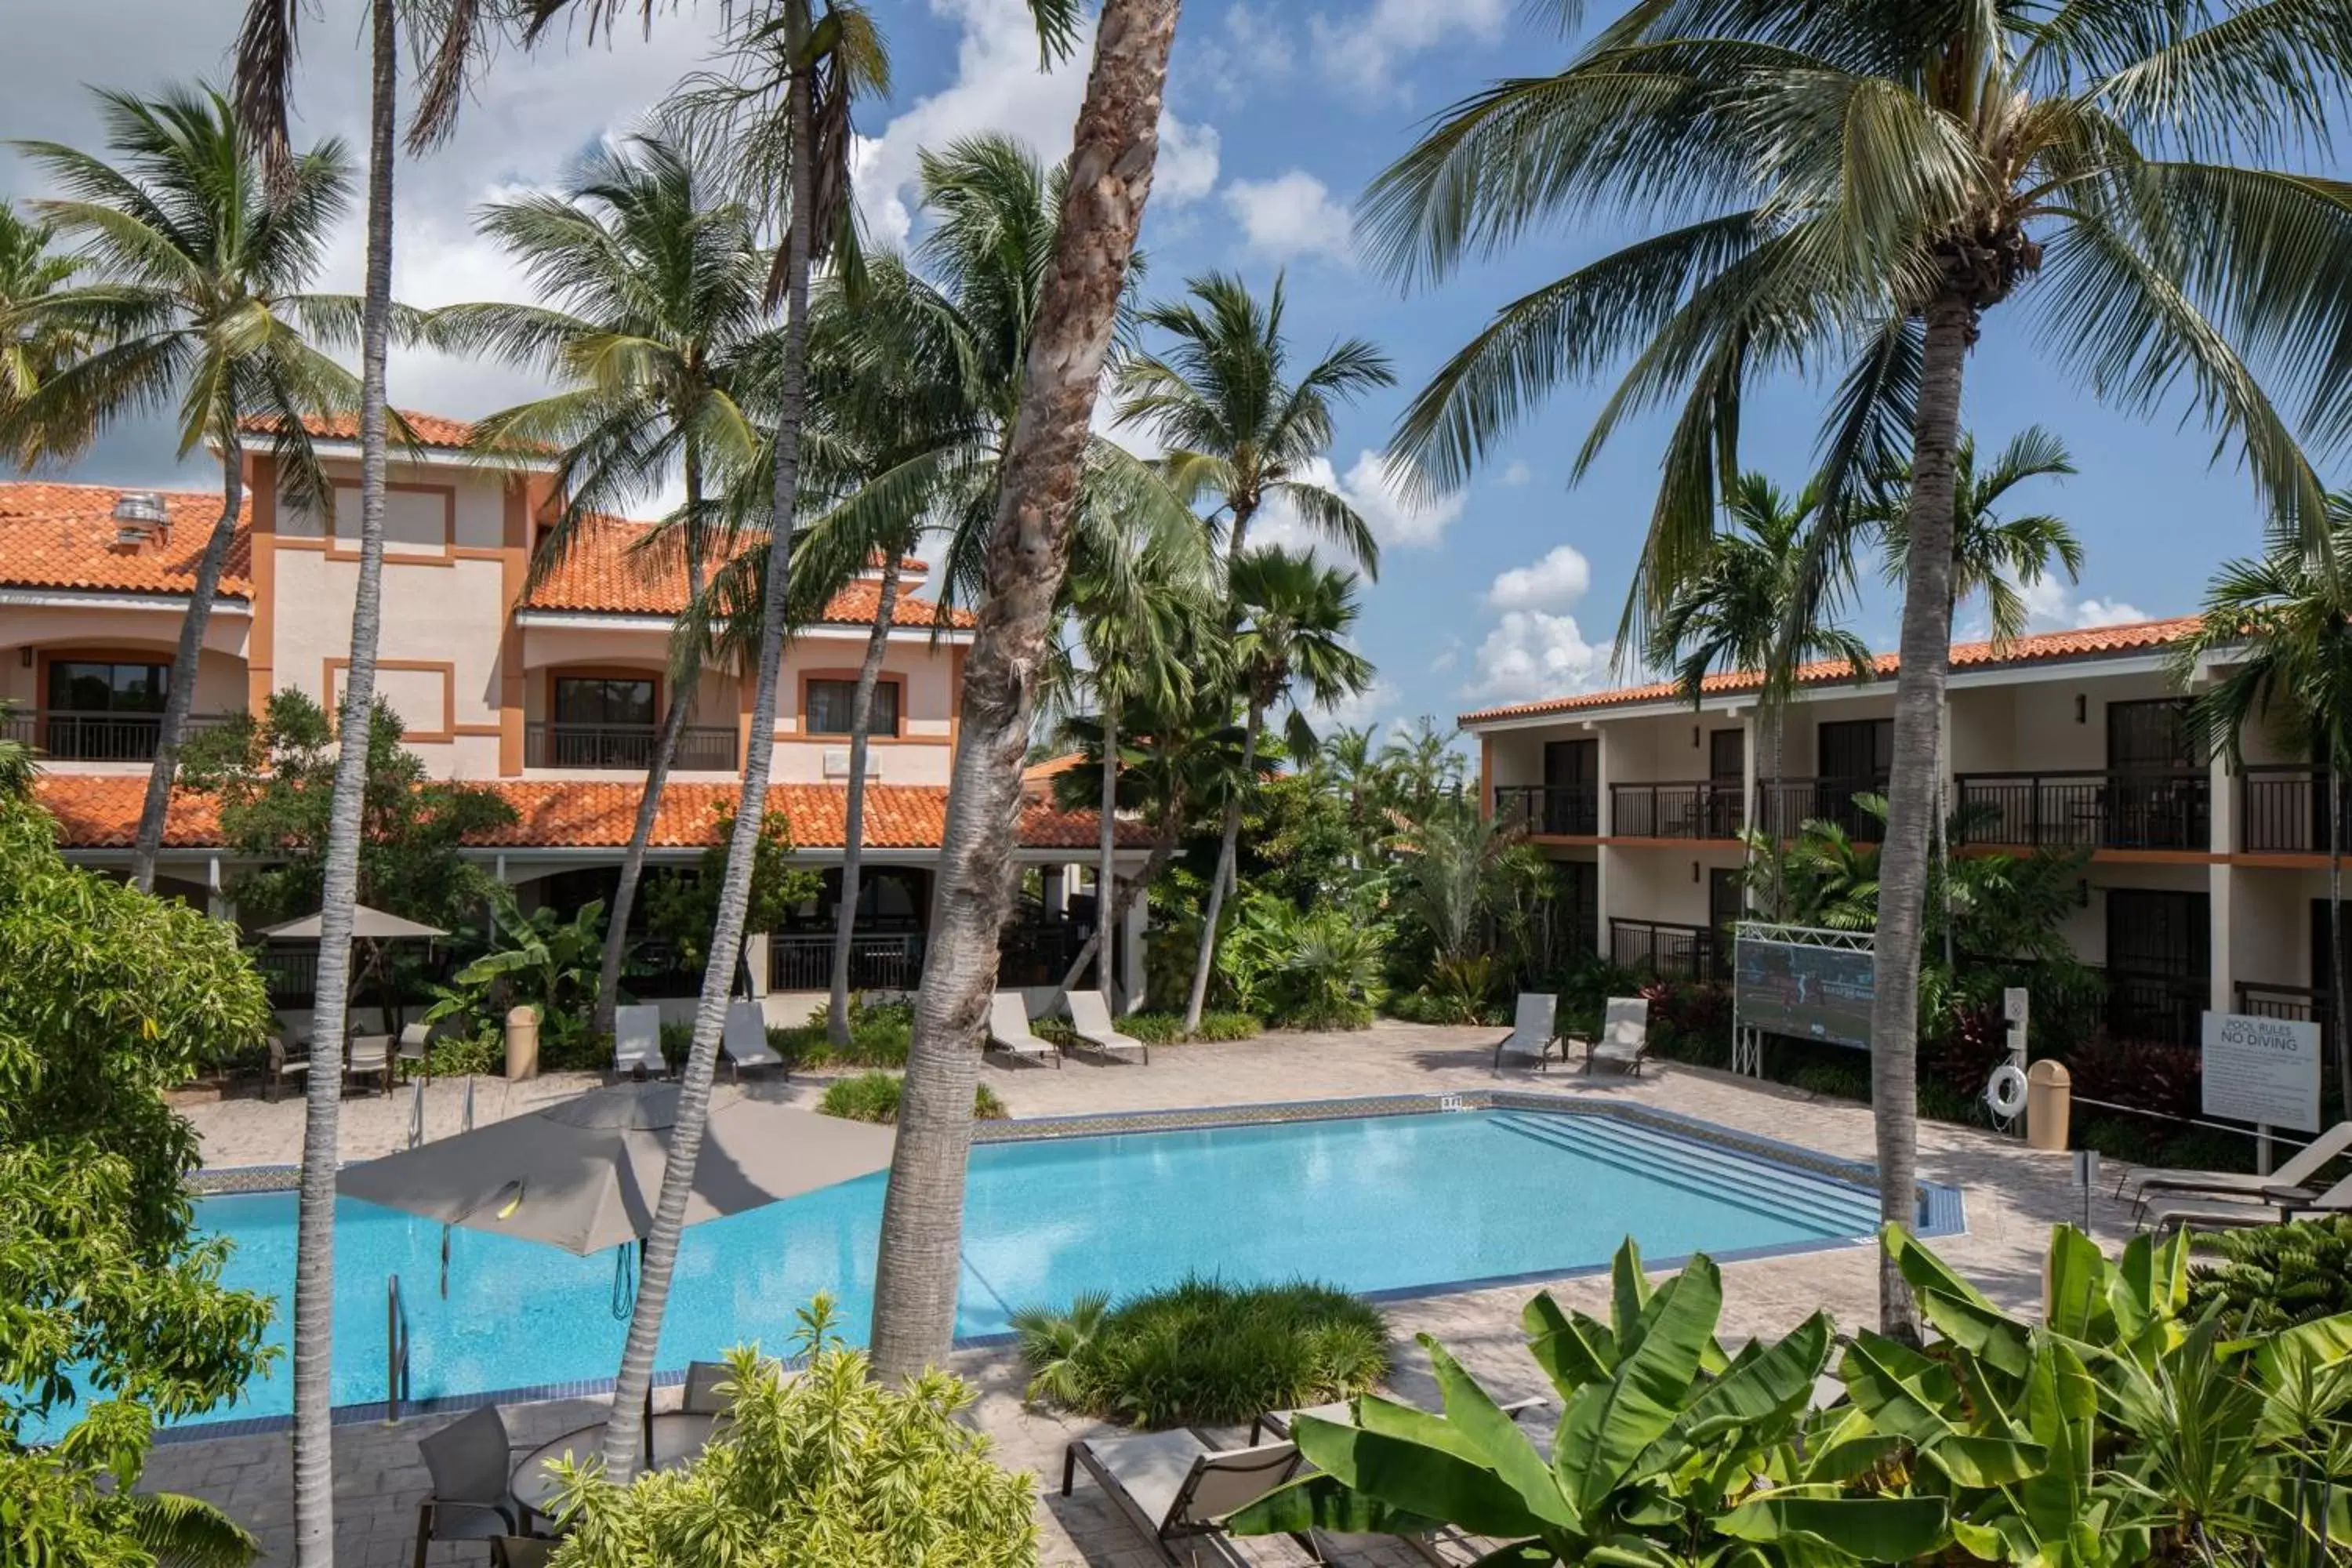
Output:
[
  {"xmin": 130, "ymin": 435, "xmax": 243, "ymax": 892},
  {"xmin": 827, "ymin": 553, "xmax": 906, "ymax": 1044},
  {"xmin": 292, "ymin": 8, "xmax": 395, "ymax": 1563},
  {"xmin": 1865, "ymin": 291, "xmax": 1971, "ymax": 1344},
  {"xmin": 1185, "ymin": 691, "xmax": 1261, "ymax": 1032},
  {"xmin": 1766, "ymin": 706, "xmax": 1786, "ymax": 917},
  {"xmin": 868, "ymin": 0, "xmax": 1180, "ymax": 1382},
  {"xmin": 598, "ymin": 14, "xmax": 815, "ymax": 1479},
  {"xmin": 593, "ymin": 447, "xmax": 707, "ymax": 1042},
  {"xmin": 1095, "ymin": 695, "xmax": 1118, "ymax": 1005},
  {"xmin": 1059, "ymin": 790, "xmax": 1182, "ymax": 993},
  {"xmin": 2332, "ymin": 767, "xmax": 2350, "ymax": 1121}
]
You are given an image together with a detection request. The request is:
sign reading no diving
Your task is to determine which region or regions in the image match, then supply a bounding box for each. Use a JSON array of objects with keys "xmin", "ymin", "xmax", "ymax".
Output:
[{"xmin": 2201, "ymin": 1011, "xmax": 2323, "ymax": 1134}]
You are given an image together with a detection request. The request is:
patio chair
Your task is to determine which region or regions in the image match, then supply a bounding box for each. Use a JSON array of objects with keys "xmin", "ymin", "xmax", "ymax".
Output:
[
  {"xmin": 986, "ymin": 991, "xmax": 1061, "ymax": 1069},
  {"xmin": 397, "ymin": 1022, "xmax": 434, "ymax": 1081},
  {"xmin": 682, "ymin": 1359, "xmax": 736, "ymax": 1417},
  {"xmin": 2145, "ymin": 1169, "xmax": 2352, "ymax": 1236},
  {"xmin": 1585, "ymin": 998, "xmax": 1653, "ymax": 1076},
  {"xmin": 411, "ymin": 1404, "xmax": 521, "ymax": 1568},
  {"xmin": 1062, "ymin": 1431, "xmax": 1303, "ymax": 1566},
  {"xmin": 1065, "ymin": 989, "xmax": 1148, "ymax": 1065},
  {"xmin": 613, "ymin": 1004, "xmax": 666, "ymax": 1080},
  {"xmin": 2122, "ymin": 1120, "xmax": 2352, "ymax": 1217},
  {"xmin": 265, "ymin": 1033, "xmax": 310, "ymax": 1103},
  {"xmin": 346, "ymin": 1035, "xmax": 394, "ymax": 1096},
  {"xmin": 720, "ymin": 1000, "xmax": 786, "ymax": 1080},
  {"xmin": 1491, "ymin": 993, "xmax": 1559, "ymax": 1074}
]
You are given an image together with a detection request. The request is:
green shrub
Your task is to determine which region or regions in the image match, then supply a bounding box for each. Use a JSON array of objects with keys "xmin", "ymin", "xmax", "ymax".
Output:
[
  {"xmin": 425, "ymin": 1023, "xmax": 503, "ymax": 1077},
  {"xmin": 766, "ymin": 998, "xmax": 912, "ymax": 1071},
  {"xmin": 818, "ymin": 1071, "xmax": 1004, "ymax": 1124},
  {"xmin": 1192, "ymin": 1010, "xmax": 1264, "ymax": 1042},
  {"xmin": 1788, "ymin": 1062, "xmax": 1869, "ymax": 1102},
  {"xmin": 2188, "ymin": 1214, "xmax": 2352, "ymax": 1331},
  {"xmin": 1011, "ymin": 1278, "xmax": 1390, "ymax": 1430},
  {"xmin": 659, "ymin": 1018, "xmax": 693, "ymax": 1069},
  {"xmin": 1033, "ymin": 1015, "xmax": 1080, "ymax": 1050},
  {"xmin": 1120, "ymin": 1011, "xmax": 1186, "ymax": 1045},
  {"xmin": 1108, "ymin": 1011, "xmax": 1263, "ymax": 1044}
]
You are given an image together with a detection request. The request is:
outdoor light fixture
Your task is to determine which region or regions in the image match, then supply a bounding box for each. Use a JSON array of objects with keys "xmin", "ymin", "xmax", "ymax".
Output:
[
  {"xmin": 1692, "ymin": 860, "xmax": 1700, "ymax": 884},
  {"xmin": 2075, "ymin": 694, "xmax": 2088, "ymax": 724}
]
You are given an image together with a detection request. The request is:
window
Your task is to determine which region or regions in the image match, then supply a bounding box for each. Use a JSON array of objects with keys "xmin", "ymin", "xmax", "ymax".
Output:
[
  {"xmin": 47, "ymin": 659, "xmax": 169, "ymax": 714},
  {"xmin": 553, "ymin": 677, "xmax": 655, "ymax": 728},
  {"xmin": 806, "ymin": 677, "xmax": 898, "ymax": 736}
]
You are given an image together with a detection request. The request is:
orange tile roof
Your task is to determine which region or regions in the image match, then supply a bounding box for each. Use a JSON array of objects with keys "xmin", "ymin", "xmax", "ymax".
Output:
[
  {"xmin": 521, "ymin": 513, "xmax": 974, "ymax": 629},
  {"xmin": 1458, "ymin": 617, "xmax": 2201, "ymax": 726},
  {"xmin": 31, "ymin": 775, "xmax": 1139, "ymax": 853},
  {"xmin": 0, "ymin": 481, "xmax": 252, "ymax": 597},
  {"xmin": 238, "ymin": 408, "xmax": 530, "ymax": 452}
]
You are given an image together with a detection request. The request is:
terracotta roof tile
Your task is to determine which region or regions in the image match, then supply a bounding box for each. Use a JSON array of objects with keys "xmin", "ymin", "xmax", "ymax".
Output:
[
  {"xmin": 31, "ymin": 775, "xmax": 1139, "ymax": 853},
  {"xmin": 238, "ymin": 408, "xmax": 532, "ymax": 452},
  {"xmin": 0, "ymin": 482, "xmax": 252, "ymax": 597},
  {"xmin": 1458, "ymin": 617, "xmax": 2201, "ymax": 726}
]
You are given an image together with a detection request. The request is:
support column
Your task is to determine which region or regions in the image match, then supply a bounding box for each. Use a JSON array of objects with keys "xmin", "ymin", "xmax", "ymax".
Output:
[
  {"xmin": 1121, "ymin": 878, "xmax": 1149, "ymax": 1011},
  {"xmin": 1593, "ymin": 724, "xmax": 1613, "ymax": 960}
]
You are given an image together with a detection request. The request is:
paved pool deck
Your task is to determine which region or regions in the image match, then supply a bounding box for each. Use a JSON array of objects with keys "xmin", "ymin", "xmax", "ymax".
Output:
[{"xmin": 151, "ymin": 1022, "xmax": 2136, "ymax": 1566}]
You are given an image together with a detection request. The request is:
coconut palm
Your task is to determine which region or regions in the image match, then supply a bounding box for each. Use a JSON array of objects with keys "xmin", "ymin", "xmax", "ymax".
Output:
[
  {"xmin": 1868, "ymin": 425, "xmax": 2085, "ymax": 648},
  {"xmin": 431, "ymin": 130, "xmax": 774, "ymax": 1046},
  {"xmin": 1182, "ymin": 547, "xmax": 1375, "ymax": 1033},
  {"xmin": 0, "ymin": 201, "xmax": 84, "ymax": 441},
  {"xmin": 1369, "ymin": 0, "xmax": 2352, "ymax": 1337},
  {"xmin": 1112, "ymin": 270, "xmax": 1395, "ymax": 572},
  {"xmin": 2172, "ymin": 503, "xmax": 2352, "ymax": 1124},
  {"xmin": 867, "ymin": 0, "xmax": 1176, "ymax": 1383}
]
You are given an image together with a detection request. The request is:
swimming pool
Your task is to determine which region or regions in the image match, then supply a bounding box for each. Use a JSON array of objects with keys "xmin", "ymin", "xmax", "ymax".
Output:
[{"xmin": 153, "ymin": 1101, "xmax": 1908, "ymax": 1432}]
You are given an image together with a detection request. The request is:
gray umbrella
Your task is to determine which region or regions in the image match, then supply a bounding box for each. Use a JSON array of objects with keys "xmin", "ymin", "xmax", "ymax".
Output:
[
  {"xmin": 337, "ymin": 1083, "xmax": 897, "ymax": 1255},
  {"xmin": 260, "ymin": 904, "xmax": 448, "ymax": 941}
]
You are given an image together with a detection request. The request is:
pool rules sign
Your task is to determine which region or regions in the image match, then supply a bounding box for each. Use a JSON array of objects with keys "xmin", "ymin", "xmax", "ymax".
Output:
[{"xmin": 2201, "ymin": 1011, "xmax": 2323, "ymax": 1134}]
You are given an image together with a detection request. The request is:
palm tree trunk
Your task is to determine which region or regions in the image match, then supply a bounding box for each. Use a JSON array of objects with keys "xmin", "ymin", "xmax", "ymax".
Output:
[
  {"xmin": 2332, "ymin": 768, "xmax": 2349, "ymax": 1122},
  {"xmin": 1866, "ymin": 290, "xmax": 1972, "ymax": 1345},
  {"xmin": 828, "ymin": 553, "xmax": 906, "ymax": 1044},
  {"xmin": 1096, "ymin": 695, "xmax": 1119, "ymax": 1006},
  {"xmin": 593, "ymin": 449, "xmax": 708, "ymax": 1043},
  {"xmin": 130, "ymin": 436, "xmax": 243, "ymax": 892},
  {"xmin": 292, "ymin": 9, "xmax": 395, "ymax": 1563},
  {"xmin": 598, "ymin": 9, "xmax": 815, "ymax": 1480},
  {"xmin": 1767, "ymin": 706, "xmax": 1786, "ymax": 918},
  {"xmin": 1185, "ymin": 693, "xmax": 1262, "ymax": 1033},
  {"xmin": 1059, "ymin": 793, "xmax": 1181, "ymax": 993},
  {"xmin": 867, "ymin": 0, "xmax": 1179, "ymax": 1384}
]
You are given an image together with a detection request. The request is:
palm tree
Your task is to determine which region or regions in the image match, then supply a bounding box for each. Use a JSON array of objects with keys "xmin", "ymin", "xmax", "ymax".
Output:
[
  {"xmin": 1182, "ymin": 546, "xmax": 1374, "ymax": 1033},
  {"xmin": 1647, "ymin": 473, "xmax": 1872, "ymax": 908},
  {"xmin": 2172, "ymin": 505, "xmax": 2352, "ymax": 1125},
  {"xmin": 1868, "ymin": 426, "xmax": 2084, "ymax": 648},
  {"xmin": 432, "ymin": 130, "xmax": 774, "ymax": 1045},
  {"xmin": 7, "ymin": 90, "xmax": 354, "ymax": 897},
  {"xmin": 1368, "ymin": 2, "xmax": 2352, "ymax": 1338},
  {"xmin": 867, "ymin": 0, "xmax": 1176, "ymax": 1384},
  {"xmin": 1112, "ymin": 270, "xmax": 1395, "ymax": 572},
  {"xmin": 0, "ymin": 201, "xmax": 84, "ymax": 441}
]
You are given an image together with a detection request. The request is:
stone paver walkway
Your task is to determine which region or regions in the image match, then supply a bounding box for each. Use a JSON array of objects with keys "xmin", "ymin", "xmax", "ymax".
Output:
[{"xmin": 151, "ymin": 1022, "xmax": 2130, "ymax": 1566}]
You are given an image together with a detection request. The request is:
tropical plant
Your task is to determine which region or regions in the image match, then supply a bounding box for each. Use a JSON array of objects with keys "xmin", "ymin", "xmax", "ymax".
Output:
[
  {"xmin": 2172, "ymin": 506, "xmax": 2352, "ymax": 1123},
  {"xmin": 1397, "ymin": 795, "xmax": 1548, "ymax": 979},
  {"xmin": 638, "ymin": 805, "xmax": 820, "ymax": 982},
  {"xmin": 1011, "ymin": 1278, "xmax": 1389, "ymax": 1430},
  {"xmin": 543, "ymin": 1304, "xmax": 1039, "ymax": 1568},
  {"xmin": 0, "ymin": 200, "xmax": 83, "ymax": 440},
  {"xmin": 1866, "ymin": 426, "xmax": 2084, "ymax": 649},
  {"xmin": 1372, "ymin": 0, "xmax": 2352, "ymax": 1340},
  {"xmin": 815, "ymin": 1071, "xmax": 1005, "ymax": 1125},
  {"xmin": 424, "ymin": 889, "xmax": 608, "ymax": 1056},
  {"xmin": 1183, "ymin": 546, "xmax": 1374, "ymax": 1032},
  {"xmin": 1214, "ymin": 891, "xmax": 1392, "ymax": 1030},
  {"xmin": 7, "ymin": 86, "xmax": 358, "ymax": 896},
  {"xmin": 2190, "ymin": 1216, "xmax": 2352, "ymax": 1334}
]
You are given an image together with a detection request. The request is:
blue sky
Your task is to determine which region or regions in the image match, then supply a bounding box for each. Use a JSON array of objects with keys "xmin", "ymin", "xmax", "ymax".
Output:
[{"xmin": 3, "ymin": 0, "xmax": 2294, "ymax": 735}]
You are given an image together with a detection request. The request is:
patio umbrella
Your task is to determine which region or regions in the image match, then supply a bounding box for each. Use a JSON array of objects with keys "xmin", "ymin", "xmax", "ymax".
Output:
[{"xmin": 260, "ymin": 904, "xmax": 448, "ymax": 941}]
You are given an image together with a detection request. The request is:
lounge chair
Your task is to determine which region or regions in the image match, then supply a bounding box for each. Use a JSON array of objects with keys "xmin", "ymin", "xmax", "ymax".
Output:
[
  {"xmin": 266, "ymin": 1033, "xmax": 310, "ymax": 1102},
  {"xmin": 1491, "ymin": 993, "xmax": 1559, "ymax": 1073},
  {"xmin": 986, "ymin": 991, "xmax": 1061, "ymax": 1069},
  {"xmin": 682, "ymin": 1359, "xmax": 736, "ymax": 1417},
  {"xmin": 614, "ymin": 1004, "xmax": 666, "ymax": 1079},
  {"xmin": 1586, "ymin": 997, "xmax": 1653, "ymax": 1076},
  {"xmin": 2122, "ymin": 1120, "xmax": 2352, "ymax": 1216},
  {"xmin": 397, "ymin": 1022, "xmax": 433, "ymax": 1081},
  {"xmin": 346, "ymin": 1035, "xmax": 394, "ymax": 1096},
  {"xmin": 411, "ymin": 1404, "xmax": 521, "ymax": 1568},
  {"xmin": 1062, "ymin": 1431, "xmax": 1303, "ymax": 1565},
  {"xmin": 2146, "ymin": 1169, "xmax": 2352, "ymax": 1235},
  {"xmin": 720, "ymin": 1000, "xmax": 785, "ymax": 1079},
  {"xmin": 1066, "ymin": 989, "xmax": 1148, "ymax": 1065}
]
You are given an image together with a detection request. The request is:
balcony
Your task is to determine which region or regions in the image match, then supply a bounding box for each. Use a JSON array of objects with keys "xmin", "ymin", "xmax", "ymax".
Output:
[
  {"xmin": 4, "ymin": 709, "xmax": 233, "ymax": 763},
  {"xmin": 2240, "ymin": 765, "xmax": 2352, "ymax": 855},
  {"xmin": 769, "ymin": 931, "xmax": 924, "ymax": 992},
  {"xmin": 1953, "ymin": 770, "xmax": 2210, "ymax": 851},
  {"xmin": 2235, "ymin": 979, "xmax": 2330, "ymax": 1029},
  {"xmin": 526, "ymin": 720, "xmax": 738, "ymax": 771},
  {"xmin": 1493, "ymin": 783, "xmax": 1599, "ymax": 836},
  {"xmin": 1755, "ymin": 776, "xmax": 1886, "ymax": 842},
  {"xmin": 1610, "ymin": 917, "xmax": 1722, "ymax": 982},
  {"xmin": 1610, "ymin": 781, "xmax": 1744, "ymax": 840}
]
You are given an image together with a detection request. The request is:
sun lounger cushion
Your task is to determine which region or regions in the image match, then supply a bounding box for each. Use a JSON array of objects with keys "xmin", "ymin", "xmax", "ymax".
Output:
[
  {"xmin": 721, "ymin": 1000, "xmax": 782, "ymax": 1068},
  {"xmin": 1065, "ymin": 991, "xmax": 1147, "ymax": 1062},
  {"xmin": 614, "ymin": 1005, "xmax": 666, "ymax": 1074},
  {"xmin": 988, "ymin": 993, "xmax": 1058, "ymax": 1062}
]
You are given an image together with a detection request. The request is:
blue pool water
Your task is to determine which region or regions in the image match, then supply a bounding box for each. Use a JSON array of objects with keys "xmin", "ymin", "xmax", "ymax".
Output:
[{"xmin": 157, "ymin": 1109, "xmax": 1882, "ymax": 1429}]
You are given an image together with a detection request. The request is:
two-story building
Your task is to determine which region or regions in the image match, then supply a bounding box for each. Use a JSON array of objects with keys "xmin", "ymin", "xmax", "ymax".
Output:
[
  {"xmin": 0, "ymin": 410, "xmax": 1149, "ymax": 1018},
  {"xmin": 1465, "ymin": 619, "xmax": 2345, "ymax": 1047}
]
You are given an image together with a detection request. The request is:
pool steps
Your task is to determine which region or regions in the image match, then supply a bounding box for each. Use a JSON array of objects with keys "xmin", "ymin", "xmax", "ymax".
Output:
[{"xmin": 1489, "ymin": 1111, "xmax": 1878, "ymax": 1238}]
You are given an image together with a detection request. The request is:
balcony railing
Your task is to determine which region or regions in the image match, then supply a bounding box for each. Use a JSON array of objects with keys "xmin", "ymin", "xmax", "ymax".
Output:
[
  {"xmin": 999, "ymin": 920, "xmax": 1093, "ymax": 988},
  {"xmin": 2240, "ymin": 765, "xmax": 2352, "ymax": 854},
  {"xmin": 1610, "ymin": 781, "xmax": 1744, "ymax": 840},
  {"xmin": 2234, "ymin": 979, "xmax": 2331, "ymax": 1029},
  {"xmin": 1755, "ymin": 776, "xmax": 1886, "ymax": 842},
  {"xmin": 2105, "ymin": 967, "xmax": 2210, "ymax": 1047},
  {"xmin": 1610, "ymin": 918, "xmax": 1722, "ymax": 982},
  {"xmin": 1954, "ymin": 770, "xmax": 2210, "ymax": 851},
  {"xmin": 5, "ymin": 709, "xmax": 231, "ymax": 762},
  {"xmin": 1493, "ymin": 783, "xmax": 1599, "ymax": 837},
  {"xmin": 526, "ymin": 720, "xmax": 738, "ymax": 771},
  {"xmin": 768, "ymin": 931, "xmax": 924, "ymax": 992}
]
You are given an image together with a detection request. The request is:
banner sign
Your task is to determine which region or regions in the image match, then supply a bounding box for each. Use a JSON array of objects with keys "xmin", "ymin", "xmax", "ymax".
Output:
[
  {"xmin": 2201, "ymin": 1011, "xmax": 2322, "ymax": 1134},
  {"xmin": 1734, "ymin": 936, "xmax": 1875, "ymax": 1050}
]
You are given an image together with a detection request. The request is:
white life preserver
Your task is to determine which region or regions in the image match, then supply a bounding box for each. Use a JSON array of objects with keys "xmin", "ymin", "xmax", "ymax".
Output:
[{"xmin": 1985, "ymin": 1062, "xmax": 2029, "ymax": 1120}]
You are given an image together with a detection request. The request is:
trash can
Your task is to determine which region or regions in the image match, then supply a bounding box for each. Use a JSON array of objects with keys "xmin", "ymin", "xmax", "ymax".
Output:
[
  {"xmin": 505, "ymin": 1004, "xmax": 540, "ymax": 1082},
  {"xmin": 2025, "ymin": 1059, "xmax": 2071, "ymax": 1152}
]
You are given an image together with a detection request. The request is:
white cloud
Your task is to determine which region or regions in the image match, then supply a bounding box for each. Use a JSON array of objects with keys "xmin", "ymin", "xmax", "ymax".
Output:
[
  {"xmin": 2019, "ymin": 577, "xmax": 2151, "ymax": 633},
  {"xmin": 1498, "ymin": 459, "xmax": 1532, "ymax": 487},
  {"xmin": 1430, "ymin": 635, "xmax": 1463, "ymax": 673},
  {"xmin": 1311, "ymin": 0, "xmax": 1508, "ymax": 96},
  {"xmin": 1186, "ymin": 5, "xmax": 1297, "ymax": 107},
  {"xmin": 1485, "ymin": 544, "xmax": 1592, "ymax": 611},
  {"xmin": 1222, "ymin": 169, "xmax": 1354, "ymax": 263},
  {"xmin": 1254, "ymin": 449, "xmax": 1463, "ymax": 559},
  {"xmin": 1467, "ymin": 611, "xmax": 1605, "ymax": 702}
]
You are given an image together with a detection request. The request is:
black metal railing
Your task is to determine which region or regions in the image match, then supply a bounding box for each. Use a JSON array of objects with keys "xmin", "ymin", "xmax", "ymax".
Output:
[
  {"xmin": 626, "ymin": 938, "xmax": 703, "ymax": 999},
  {"xmin": 1955, "ymin": 770, "xmax": 2210, "ymax": 851},
  {"xmin": 998, "ymin": 920, "xmax": 1093, "ymax": 988},
  {"xmin": 254, "ymin": 947, "xmax": 320, "ymax": 1009},
  {"xmin": 2240, "ymin": 765, "xmax": 2352, "ymax": 855},
  {"xmin": 1755, "ymin": 776, "xmax": 1886, "ymax": 841},
  {"xmin": 2105, "ymin": 967, "xmax": 2211, "ymax": 1047},
  {"xmin": 526, "ymin": 720, "xmax": 738, "ymax": 771},
  {"xmin": 1610, "ymin": 918, "xmax": 1722, "ymax": 982},
  {"xmin": 1610, "ymin": 781, "xmax": 1744, "ymax": 840},
  {"xmin": 1493, "ymin": 784, "xmax": 1599, "ymax": 836},
  {"xmin": 2234, "ymin": 979, "xmax": 2331, "ymax": 1028},
  {"xmin": 768, "ymin": 931, "xmax": 924, "ymax": 992},
  {"xmin": 5, "ymin": 709, "xmax": 231, "ymax": 762}
]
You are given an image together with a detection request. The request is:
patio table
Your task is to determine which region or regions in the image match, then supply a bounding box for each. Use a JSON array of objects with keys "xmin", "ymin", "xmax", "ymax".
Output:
[{"xmin": 510, "ymin": 1410, "xmax": 717, "ymax": 1523}]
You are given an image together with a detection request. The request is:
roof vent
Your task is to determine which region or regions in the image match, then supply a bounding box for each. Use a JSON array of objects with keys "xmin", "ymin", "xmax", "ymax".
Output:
[{"xmin": 111, "ymin": 491, "xmax": 170, "ymax": 550}]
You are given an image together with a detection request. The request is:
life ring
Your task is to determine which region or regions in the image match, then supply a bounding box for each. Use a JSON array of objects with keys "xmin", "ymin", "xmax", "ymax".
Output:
[{"xmin": 1984, "ymin": 1062, "xmax": 2029, "ymax": 1120}]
